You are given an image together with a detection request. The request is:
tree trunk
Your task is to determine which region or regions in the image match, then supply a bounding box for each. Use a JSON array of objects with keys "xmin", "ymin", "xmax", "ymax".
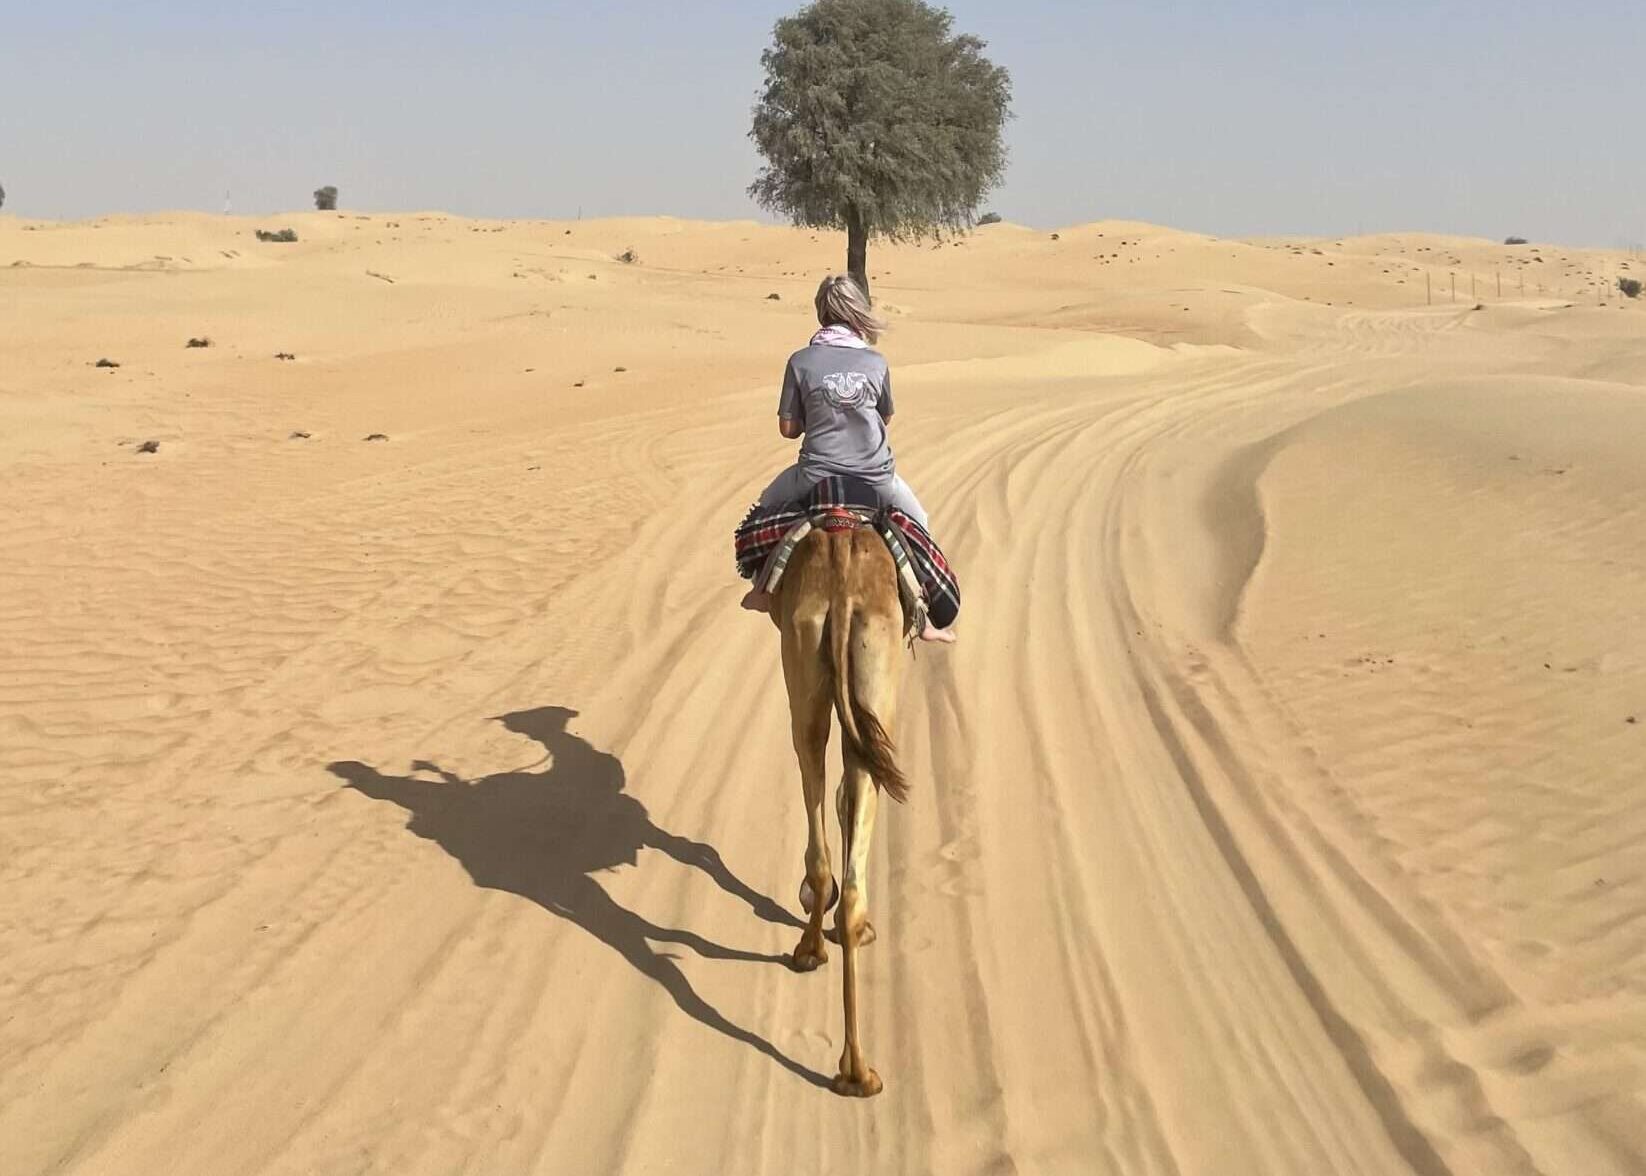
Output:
[{"xmin": 845, "ymin": 207, "xmax": 869, "ymax": 300}]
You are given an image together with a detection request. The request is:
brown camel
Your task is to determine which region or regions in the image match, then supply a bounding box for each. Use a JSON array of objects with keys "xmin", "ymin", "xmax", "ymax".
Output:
[{"xmin": 771, "ymin": 520, "xmax": 909, "ymax": 1098}]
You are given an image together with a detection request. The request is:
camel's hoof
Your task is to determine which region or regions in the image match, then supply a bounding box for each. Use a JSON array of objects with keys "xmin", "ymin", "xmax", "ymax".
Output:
[
  {"xmin": 792, "ymin": 940, "xmax": 828, "ymax": 972},
  {"xmin": 799, "ymin": 877, "xmax": 839, "ymax": 916},
  {"xmin": 832, "ymin": 1069, "xmax": 883, "ymax": 1098}
]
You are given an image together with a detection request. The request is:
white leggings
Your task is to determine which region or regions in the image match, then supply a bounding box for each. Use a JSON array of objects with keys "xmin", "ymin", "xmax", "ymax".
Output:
[{"xmin": 756, "ymin": 465, "xmax": 930, "ymax": 530}]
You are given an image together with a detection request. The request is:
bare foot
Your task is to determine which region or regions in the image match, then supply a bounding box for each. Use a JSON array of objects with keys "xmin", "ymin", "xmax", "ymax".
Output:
[
  {"xmin": 919, "ymin": 621, "xmax": 956, "ymax": 644},
  {"xmin": 740, "ymin": 588, "xmax": 771, "ymax": 613}
]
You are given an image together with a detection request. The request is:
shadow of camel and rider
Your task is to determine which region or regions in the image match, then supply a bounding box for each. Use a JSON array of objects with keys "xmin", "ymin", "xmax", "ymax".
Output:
[{"xmin": 327, "ymin": 705, "xmax": 829, "ymax": 1087}]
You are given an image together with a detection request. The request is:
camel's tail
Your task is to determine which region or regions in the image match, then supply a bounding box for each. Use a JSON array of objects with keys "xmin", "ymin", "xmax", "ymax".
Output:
[{"xmin": 828, "ymin": 539, "xmax": 909, "ymax": 804}]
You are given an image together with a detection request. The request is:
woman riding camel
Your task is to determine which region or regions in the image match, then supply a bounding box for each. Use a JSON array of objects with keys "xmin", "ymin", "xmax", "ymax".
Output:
[{"xmin": 741, "ymin": 274, "xmax": 954, "ymax": 644}]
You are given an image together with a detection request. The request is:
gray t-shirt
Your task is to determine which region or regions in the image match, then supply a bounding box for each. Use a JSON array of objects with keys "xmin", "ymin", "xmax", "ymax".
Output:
[{"xmin": 778, "ymin": 344, "xmax": 897, "ymax": 485}]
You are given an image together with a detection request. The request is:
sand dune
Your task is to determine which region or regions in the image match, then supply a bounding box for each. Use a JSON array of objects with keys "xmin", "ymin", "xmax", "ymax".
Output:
[{"xmin": 2, "ymin": 212, "xmax": 1643, "ymax": 1175}]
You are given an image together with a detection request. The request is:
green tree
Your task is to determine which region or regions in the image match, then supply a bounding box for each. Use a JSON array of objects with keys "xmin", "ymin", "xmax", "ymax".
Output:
[
  {"xmin": 0, "ymin": 181, "xmax": 6, "ymax": 211},
  {"xmin": 749, "ymin": 0, "xmax": 1011, "ymax": 297},
  {"xmin": 314, "ymin": 185, "xmax": 338, "ymax": 211}
]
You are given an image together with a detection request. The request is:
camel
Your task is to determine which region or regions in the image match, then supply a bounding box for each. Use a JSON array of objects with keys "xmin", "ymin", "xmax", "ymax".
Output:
[{"xmin": 771, "ymin": 517, "xmax": 909, "ymax": 1098}]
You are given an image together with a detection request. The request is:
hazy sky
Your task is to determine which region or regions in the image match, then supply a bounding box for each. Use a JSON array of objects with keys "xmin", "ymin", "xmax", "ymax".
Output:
[{"xmin": 3, "ymin": 1, "xmax": 1641, "ymax": 245}]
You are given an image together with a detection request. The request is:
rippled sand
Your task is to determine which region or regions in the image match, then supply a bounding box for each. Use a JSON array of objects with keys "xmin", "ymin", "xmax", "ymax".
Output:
[{"xmin": 3, "ymin": 211, "xmax": 1643, "ymax": 1175}]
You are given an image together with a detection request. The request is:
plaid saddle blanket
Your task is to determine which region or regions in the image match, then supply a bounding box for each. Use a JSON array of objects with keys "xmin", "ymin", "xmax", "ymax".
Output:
[{"xmin": 735, "ymin": 475, "xmax": 960, "ymax": 631}]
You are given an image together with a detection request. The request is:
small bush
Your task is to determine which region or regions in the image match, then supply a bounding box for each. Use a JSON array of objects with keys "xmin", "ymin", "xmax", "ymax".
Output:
[
  {"xmin": 616, "ymin": 248, "xmax": 639, "ymax": 264},
  {"xmin": 314, "ymin": 186, "xmax": 338, "ymax": 211},
  {"xmin": 1620, "ymin": 277, "xmax": 1642, "ymax": 299},
  {"xmin": 978, "ymin": 211, "xmax": 1003, "ymax": 225},
  {"xmin": 1504, "ymin": 236, "xmax": 1528, "ymax": 245},
  {"xmin": 185, "ymin": 337, "xmax": 211, "ymax": 348},
  {"xmin": 256, "ymin": 228, "xmax": 298, "ymax": 243}
]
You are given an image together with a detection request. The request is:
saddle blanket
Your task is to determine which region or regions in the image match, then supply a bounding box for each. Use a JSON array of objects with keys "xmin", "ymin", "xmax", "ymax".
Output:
[{"xmin": 734, "ymin": 476, "xmax": 960, "ymax": 631}]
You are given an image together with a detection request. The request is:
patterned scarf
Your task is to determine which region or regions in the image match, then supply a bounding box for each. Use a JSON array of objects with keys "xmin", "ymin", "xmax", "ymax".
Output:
[{"xmin": 810, "ymin": 323, "xmax": 869, "ymax": 349}]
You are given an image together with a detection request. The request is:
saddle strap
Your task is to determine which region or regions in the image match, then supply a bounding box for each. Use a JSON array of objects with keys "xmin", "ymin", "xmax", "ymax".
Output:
[
  {"xmin": 876, "ymin": 519, "xmax": 931, "ymax": 645},
  {"xmin": 756, "ymin": 518, "xmax": 814, "ymax": 593},
  {"xmin": 817, "ymin": 507, "xmax": 870, "ymax": 533}
]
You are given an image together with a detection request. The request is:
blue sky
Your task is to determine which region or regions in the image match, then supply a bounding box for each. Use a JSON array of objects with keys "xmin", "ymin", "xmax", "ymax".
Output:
[{"xmin": 2, "ymin": 1, "xmax": 1641, "ymax": 245}]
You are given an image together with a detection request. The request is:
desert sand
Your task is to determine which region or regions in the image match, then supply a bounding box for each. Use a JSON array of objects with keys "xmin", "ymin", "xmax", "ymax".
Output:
[{"xmin": 2, "ymin": 210, "xmax": 1643, "ymax": 1175}]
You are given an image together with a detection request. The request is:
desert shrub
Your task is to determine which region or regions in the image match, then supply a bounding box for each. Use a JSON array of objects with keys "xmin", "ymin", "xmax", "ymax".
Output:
[
  {"xmin": 1620, "ymin": 277, "xmax": 1642, "ymax": 299},
  {"xmin": 0, "ymin": 181, "xmax": 5, "ymax": 210},
  {"xmin": 256, "ymin": 228, "xmax": 298, "ymax": 243},
  {"xmin": 1504, "ymin": 236, "xmax": 1527, "ymax": 245},
  {"xmin": 978, "ymin": 211, "xmax": 1002, "ymax": 225},
  {"xmin": 314, "ymin": 186, "xmax": 338, "ymax": 211},
  {"xmin": 616, "ymin": 248, "xmax": 639, "ymax": 264}
]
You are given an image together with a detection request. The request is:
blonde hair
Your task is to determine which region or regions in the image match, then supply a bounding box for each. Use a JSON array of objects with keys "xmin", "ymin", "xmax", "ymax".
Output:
[{"xmin": 814, "ymin": 274, "xmax": 885, "ymax": 345}]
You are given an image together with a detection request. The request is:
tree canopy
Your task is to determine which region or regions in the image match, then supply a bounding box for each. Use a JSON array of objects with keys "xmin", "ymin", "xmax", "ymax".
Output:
[
  {"xmin": 749, "ymin": 0, "xmax": 1011, "ymax": 292},
  {"xmin": 313, "ymin": 185, "xmax": 338, "ymax": 211}
]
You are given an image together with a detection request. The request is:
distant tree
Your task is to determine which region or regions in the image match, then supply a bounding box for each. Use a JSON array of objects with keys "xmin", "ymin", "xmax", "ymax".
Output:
[
  {"xmin": 314, "ymin": 186, "xmax": 338, "ymax": 211},
  {"xmin": 0, "ymin": 181, "xmax": 6, "ymax": 211},
  {"xmin": 978, "ymin": 211, "xmax": 1003, "ymax": 225},
  {"xmin": 749, "ymin": 0, "xmax": 1011, "ymax": 296},
  {"xmin": 1620, "ymin": 277, "xmax": 1642, "ymax": 299},
  {"xmin": 1504, "ymin": 236, "xmax": 1528, "ymax": 245}
]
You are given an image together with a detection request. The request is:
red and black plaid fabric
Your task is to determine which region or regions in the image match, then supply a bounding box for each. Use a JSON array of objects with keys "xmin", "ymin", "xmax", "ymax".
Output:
[
  {"xmin": 884, "ymin": 511, "xmax": 959, "ymax": 630},
  {"xmin": 734, "ymin": 476, "xmax": 960, "ymax": 629}
]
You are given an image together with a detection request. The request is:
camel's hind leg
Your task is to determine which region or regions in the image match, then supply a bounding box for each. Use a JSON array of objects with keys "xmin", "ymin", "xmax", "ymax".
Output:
[
  {"xmin": 781, "ymin": 615, "xmax": 833, "ymax": 972},
  {"xmin": 833, "ymin": 758, "xmax": 882, "ymax": 1096}
]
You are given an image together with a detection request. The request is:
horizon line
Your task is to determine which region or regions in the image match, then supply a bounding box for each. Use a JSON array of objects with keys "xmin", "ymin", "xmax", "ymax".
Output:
[{"xmin": 1, "ymin": 208, "xmax": 1638, "ymax": 254}]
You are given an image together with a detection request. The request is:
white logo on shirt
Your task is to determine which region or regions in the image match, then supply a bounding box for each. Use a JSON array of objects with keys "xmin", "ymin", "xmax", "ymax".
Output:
[{"xmin": 822, "ymin": 371, "xmax": 876, "ymax": 409}]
